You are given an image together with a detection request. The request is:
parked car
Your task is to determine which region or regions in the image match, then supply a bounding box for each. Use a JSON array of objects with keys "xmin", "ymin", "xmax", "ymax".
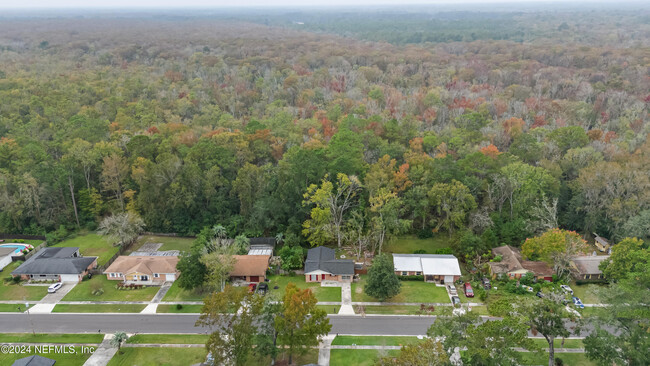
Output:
[
  {"xmin": 560, "ymin": 285, "xmax": 574, "ymax": 295},
  {"xmin": 572, "ymin": 296, "xmax": 585, "ymax": 309},
  {"xmin": 451, "ymin": 296, "xmax": 461, "ymax": 307},
  {"xmin": 447, "ymin": 284, "xmax": 457, "ymax": 296},
  {"xmin": 257, "ymin": 282, "xmax": 268, "ymax": 295},
  {"xmin": 247, "ymin": 283, "xmax": 257, "ymax": 293},
  {"xmin": 481, "ymin": 277, "xmax": 491, "ymax": 290},
  {"xmin": 536, "ymin": 291, "xmax": 544, "ymax": 298},
  {"xmin": 48, "ymin": 283, "xmax": 62, "ymax": 293},
  {"xmin": 523, "ymin": 285, "xmax": 534, "ymax": 292},
  {"xmin": 463, "ymin": 283, "xmax": 474, "ymax": 297}
]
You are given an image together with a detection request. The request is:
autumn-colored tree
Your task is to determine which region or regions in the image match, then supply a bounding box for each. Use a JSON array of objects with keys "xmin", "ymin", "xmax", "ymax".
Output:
[
  {"xmin": 522, "ymin": 228, "xmax": 588, "ymax": 278},
  {"xmin": 275, "ymin": 283, "xmax": 331, "ymax": 365}
]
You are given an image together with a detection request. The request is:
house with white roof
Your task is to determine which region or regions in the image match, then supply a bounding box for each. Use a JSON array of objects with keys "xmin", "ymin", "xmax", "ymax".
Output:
[{"xmin": 392, "ymin": 254, "xmax": 462, "ymax": 284}]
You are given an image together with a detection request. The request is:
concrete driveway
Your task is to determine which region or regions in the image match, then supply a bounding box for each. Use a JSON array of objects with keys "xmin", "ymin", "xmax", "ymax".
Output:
[{"xmin": 40, "ymin": 283, "xmax": 77, "ymax": 303}]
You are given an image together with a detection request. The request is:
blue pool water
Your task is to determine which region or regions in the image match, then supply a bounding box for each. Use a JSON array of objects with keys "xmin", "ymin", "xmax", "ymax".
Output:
[{"xmin": 0, "ymin": 244, "xmax": 31, "ymax": 254}]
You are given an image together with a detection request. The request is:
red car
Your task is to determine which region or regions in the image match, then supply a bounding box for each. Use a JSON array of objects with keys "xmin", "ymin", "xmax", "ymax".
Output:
[
  {"xmin": 248, "ymin": 283, "xmax": 257, "ymax": 293},
  {"xmin": 463, "ymin": 283, "xmax": 474, "ymax": 297}
]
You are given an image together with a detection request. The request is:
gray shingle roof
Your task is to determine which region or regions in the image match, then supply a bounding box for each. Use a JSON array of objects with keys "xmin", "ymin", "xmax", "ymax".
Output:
[
  {"xmin": 12, "ymin": 355, "xmax": 56, "ymax": 366},
  {"xmin": 305, "ymin": 247, "xmax": 354, "ymax": 275},
  {"xmin": 11, "ymin": 247, "xmax": 97, "ymax": 275}
]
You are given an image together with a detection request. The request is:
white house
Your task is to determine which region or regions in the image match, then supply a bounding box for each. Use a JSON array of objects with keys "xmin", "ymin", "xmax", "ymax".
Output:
[{"xmin": 392, "ymin": 254, "xmax": 462, "ymax": 284}]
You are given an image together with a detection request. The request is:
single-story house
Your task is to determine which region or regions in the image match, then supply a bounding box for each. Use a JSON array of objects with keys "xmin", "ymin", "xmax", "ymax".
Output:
[
  {"xmin": 488, "ymin": 245, "xmax": 553, "ymax": 281},
  {"xmin": 104, "ymin": 256, "xmax": 179, "ymax": 284},
  {"xmin": 571, "ymin": 255, "xmax": 609, "ymax": 281},
  {"xmin": 593, "ymin": 234, "xmax": 611, "ymax": 252},
  {"xmin": 11, "ymin": 247, "xmax": 97, "ymax": 283},
  {"xmin": 12, "ymin": 355, "xmax": 56, "ymax": 366},
  {"xmin": 230, "ymin": 255, "xmax": 271, "ymax": 283},
  {"xmin": 392, "ymin": 254, "xmax": 462, "ymax": 284},
  {"xmin": 305, "ymin": 246, "xmax": 354, "ymax": 283},
  {"xmin": 0, "ymin": 247, "xmax": 15, "ymax": 271}
]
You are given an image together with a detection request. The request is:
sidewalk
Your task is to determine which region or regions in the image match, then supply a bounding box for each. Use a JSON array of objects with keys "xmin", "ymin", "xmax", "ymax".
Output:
[
  {"xmin": 83, "ymin": 334, "xmax": 118, "ymax": 366},
  {"xmin": 141, "ymin": 282, "xmax": 173, "ymax": 314},
  {"xmin": 337, "ymin": 282, "xmax": 355, "ymax": 315}
]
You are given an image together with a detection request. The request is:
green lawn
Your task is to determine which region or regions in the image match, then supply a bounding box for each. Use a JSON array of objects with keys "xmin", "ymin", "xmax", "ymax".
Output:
[
  {"xmin": 245, "ymin": 349, "xmax": 319, "ymax": 366},
  {"xmin": 0, "ymin": 333, "xmax": 104, "ymax": 343},
  {"xmin": 162, "ymin": 281, "xmax": 209, "ymax": 302},
  {"xmin": 0, "ymin": 262, "xmax": 48, "ymax": 301},
  {"xmin": 52, "ymin": 304, "xmax": 146, "ymax": 313},
  {"xmin": 578, "ymin": 307, "xmax": 607, "ymax": 318},
  {"xmin": 570, "ymin": 283, "xmax": 607, "ymax": 304},
  {"xmin": 351, "ymin": 277, "xmax": 449, "ymax": 303},
  {"xmin": 0, "ymin": 303, "xmax": 25, "ymax": 312},
  {"xmin": 0, "ymin": 350, "xmax": 92, "ymax": 366},
  {"xmin": 107, "ymin": 347, "xmax": 207, "ymax": 366},
  {"xmin": 518, "ymin": 352, "xmax": 595, "ymax": 366},
  {"xmin": 529, "ymin": 338, "xmax": 584, "ymax": 349},
  {"xmin": 317, "ymin": 305, "xmax": 341, "ymax": 314},
  {"xmin": 157, "ymin": 304, "xmax": 204, "ymax": 313},
  {"xmin": 53, "ymin": 233, "xmax": 120, "ymax": 266},
  {"xmin": 330, "ymin": 349, "xmax": 400, "ymax": 366},
  {"xmin": 62, "ymin": 276, "xmax": 159, "ymax": 301},
  {"xmin": 333, "ymin": 336, "xmax": 422, "ymax": 346},
  {"xmin": 358, "ymin": 305, "xmax": 452, "ymax": 315},
  {"xmin": 267, "ymin": 275, "xmax": 341, "ymax": 302},
  {"xmin": 469, "ymin": 305, "xmax": 489, "ymax": 315},
  {"xmin": 129, "ymin": 235, "xmax": 195, "ymax": 253},
  {"xmin": 384, "ymin": 235, "xmax": 450, "ymax": 254},
  {"xmin": 126, "ymin": 334, "xmax": 208, "ymax": 344}
]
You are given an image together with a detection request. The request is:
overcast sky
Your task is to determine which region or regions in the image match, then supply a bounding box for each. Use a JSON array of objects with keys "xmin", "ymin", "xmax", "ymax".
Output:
[{"xmin": 0, "ymin": 0, "xmax": 627, "ymax": 9}]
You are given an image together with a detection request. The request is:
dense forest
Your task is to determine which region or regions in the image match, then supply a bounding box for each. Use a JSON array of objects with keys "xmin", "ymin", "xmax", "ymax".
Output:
[{"xmin": 0, "ymin": 6, "xmax": 649, "ymax": 259}]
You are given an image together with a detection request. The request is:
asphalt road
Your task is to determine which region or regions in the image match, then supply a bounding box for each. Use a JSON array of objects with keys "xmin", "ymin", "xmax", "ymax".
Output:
[
  {"xmin": 1, "ymin": 314, "xmax": 438, "ymax": 335},
  {"xmin": 0, "ymin": 314, "xmax": 592, "ymax": 336}
]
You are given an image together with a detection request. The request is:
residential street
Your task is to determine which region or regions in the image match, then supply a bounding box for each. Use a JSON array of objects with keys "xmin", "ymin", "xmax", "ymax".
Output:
[{"xmin": 0, "ymin": 313, "xmax": 595, "ymax": 337}]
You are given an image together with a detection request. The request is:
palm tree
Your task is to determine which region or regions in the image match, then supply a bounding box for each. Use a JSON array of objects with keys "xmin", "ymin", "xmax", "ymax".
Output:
[
  {"xmin": 275, "ymin": 232, "xmax": 284, "ymax": 246},
  {"xmin": 110, "ymin": 332, "xmax": 129, "ymax": 353}
]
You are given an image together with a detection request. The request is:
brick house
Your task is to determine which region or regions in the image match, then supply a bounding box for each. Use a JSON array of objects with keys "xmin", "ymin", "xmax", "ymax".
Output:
[{"xmin": 304, "ymin": 247, "xmax": 354, "ymax": 283}]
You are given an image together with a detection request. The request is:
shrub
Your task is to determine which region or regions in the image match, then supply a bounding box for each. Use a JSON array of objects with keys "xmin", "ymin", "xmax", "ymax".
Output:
[
  {"xmin": 417, "ymin": 229, "xmax": 433, "ymax": 239},
  {"xmin": 176, "ymin": 304, "xmax": 183, "ymax": 310},
  {"xmin": 398, "ymin": 275, "xmax": 424, "ymax": 281},
  {"xmin": 12, "ymin": 276, "xmax": 21, "ymax": 284},
  {"xmin": 433, "ymin": 248, "xmax": 453, "ymax": 255},
  {"xmin": 492, "ymin": 255, "xmax": 503, "ymax": 262},
  {"xmin": 487, "ymin": 297, "xmax": 514, "ymax": 316},
  {"xmin": 413, "ymin": 249, "xmax": 426, "ymax": 254}
]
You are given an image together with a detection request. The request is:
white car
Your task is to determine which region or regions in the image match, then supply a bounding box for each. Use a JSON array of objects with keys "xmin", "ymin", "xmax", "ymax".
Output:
[
  {"xmin": 48, "ymin": 283, "xmax": 62, "ymax": 293},
  {"xmin": 560, "ymin": 285, "xmax": 574, "ymax": 295}
]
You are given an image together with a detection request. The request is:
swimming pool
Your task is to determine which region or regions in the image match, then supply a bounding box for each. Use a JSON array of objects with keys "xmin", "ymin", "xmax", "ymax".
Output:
[{"xmin": 0, "ymin": 243, "xmax": 34, "ymax": 255}]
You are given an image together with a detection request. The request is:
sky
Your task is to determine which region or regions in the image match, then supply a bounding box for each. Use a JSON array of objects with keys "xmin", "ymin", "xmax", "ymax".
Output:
[{"xmin": 0, "ymin": 0, "xmax": 627, "ymax": 9}]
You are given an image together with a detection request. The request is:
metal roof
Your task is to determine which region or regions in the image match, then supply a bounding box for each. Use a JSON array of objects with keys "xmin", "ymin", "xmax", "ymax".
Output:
[{"xmin": 392, "ymin": 254, "xmax": 462, "ymax": 276}]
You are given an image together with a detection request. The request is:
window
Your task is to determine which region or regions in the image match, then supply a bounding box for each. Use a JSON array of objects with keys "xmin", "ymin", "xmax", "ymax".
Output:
[
  {"xmin": 416, "ymin": 272, "xmax": 421, "ymax": 276},
  {"xmin": 154, "ymin": 273, "xmax": 159, "ymax": 278},
  {"xmin": 401, "ymin": 271, "xmax": 407, "ymax": 276},
  {"xmin": 140, "ymin": 275, "xmax": 149, "ymax": 281},
  {"xmin": 342, "ymin": 275, "xmax": 351, "ymax": 280}
]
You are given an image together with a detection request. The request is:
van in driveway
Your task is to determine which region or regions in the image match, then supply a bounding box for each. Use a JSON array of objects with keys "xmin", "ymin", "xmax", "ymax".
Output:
[{"xmin": 48, "ymin": 282, "xmax": 62, "ymax": 293}]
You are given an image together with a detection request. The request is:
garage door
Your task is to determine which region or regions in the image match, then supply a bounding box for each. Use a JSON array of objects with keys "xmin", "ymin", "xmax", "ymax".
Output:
[
  {"xmin": 250, "ymin": 276, "xmax": 259, "ymax": 282},
  {"xmin": 60, "ymin": 274, "xmax": 80, "ymax": 283},
  {"xmin": 444, "ymin": 275, "xmax": 454, "ymax": 283},
  {"xmin": 166, "ymin": 274, "xmax": 176, "ymax": 281}
]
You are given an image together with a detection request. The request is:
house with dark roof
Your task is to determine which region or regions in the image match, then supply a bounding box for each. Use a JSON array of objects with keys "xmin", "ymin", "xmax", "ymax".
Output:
[
  {"xmin": 12, "ymin": 355, "xmax": 56, "ymax": 366},
  {"xmin": 304, "ymin": 247, "xmax": 354, "ymax": 283},
  {"xmin": 11, "ymin": 247, "xmax": 97, "ymax": 283},
  {"xmin": 488, "ymin": 245, "xmax": 553, "ymax": 282},
  {"xmin": 571, "ymin": 255, "xmax": 609, "ymax": 281}
]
